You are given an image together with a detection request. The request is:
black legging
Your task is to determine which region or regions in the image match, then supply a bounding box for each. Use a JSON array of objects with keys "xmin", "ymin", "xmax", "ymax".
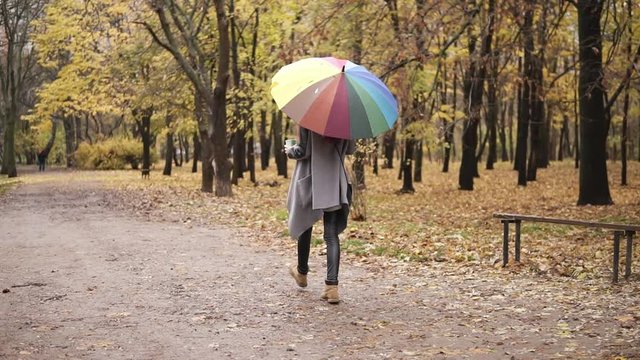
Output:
[{"xmin": 297, "ymin": 210, "xmax": 341, "ymax": 285}]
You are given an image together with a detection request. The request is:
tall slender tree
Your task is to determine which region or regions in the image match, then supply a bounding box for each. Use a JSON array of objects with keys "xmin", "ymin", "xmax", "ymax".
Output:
[
  {"xmin": 575, "ymin": 0, "xmax": 612, "ymax": 205},
  {"xmin": 0, "ymin": 0, "xmax": 45, "ymax": 177},
  {"xmin": 144, "ymin": 0, "xmax": 232, "ymax": 196},
  {"xmin": 620, "ymin": 0, "xmax": 632, "ymax": 186},
  {"xmin": 459, "ymin": 0, "xmax": 493, "ymax": 190}
]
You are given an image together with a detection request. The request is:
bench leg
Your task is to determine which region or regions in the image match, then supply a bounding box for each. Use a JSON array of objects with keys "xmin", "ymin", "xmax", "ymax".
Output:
[
  {"xmin": 625, "ymin": 231, "xmax": 635, "ymax": 279},
  {"xmin": 613, "ymin": 231, "xmax": 623, "ymax": 283},
  {"xmin": 515, "ymin": 220, "xmax": 521, "ymax": 262},
  {"xmin": 502, "ymin": 220, "xmax": 510, "ymax": 267}
]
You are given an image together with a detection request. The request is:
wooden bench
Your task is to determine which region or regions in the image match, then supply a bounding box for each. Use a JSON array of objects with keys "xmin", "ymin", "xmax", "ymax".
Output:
[{"xmin": 493, "ymin": 213, "xmax": 640, "ymax": 283}]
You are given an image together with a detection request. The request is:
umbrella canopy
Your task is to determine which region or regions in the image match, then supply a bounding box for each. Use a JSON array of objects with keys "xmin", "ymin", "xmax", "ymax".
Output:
[{"xmin": 270, "ymin": 57, "xmax": 398, "ymax": 140}]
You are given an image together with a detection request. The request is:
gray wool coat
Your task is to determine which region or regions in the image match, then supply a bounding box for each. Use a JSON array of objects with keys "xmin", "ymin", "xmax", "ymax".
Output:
[{"xmin": 286, "ymin": 128, "xmax": 356, "ymax": 239}]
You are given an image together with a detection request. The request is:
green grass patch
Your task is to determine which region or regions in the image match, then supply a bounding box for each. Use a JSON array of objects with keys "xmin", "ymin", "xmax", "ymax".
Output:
[
  {"xmin": 0, "ymin": 177, "xmax": 20, "ymax": 195},
  {"xmin": 371, "ymin": 245, "xmax": 388, "ymax": 256},
  {"xmin": 343, "ymin": 239, "xmax": 368, "ymax": 256},
  {"xmin": 311, "ymin": 237, "xmax": 323, "ymax": 247},
  {"xmin": 273, "ymin": 209, "xmax": 288, "ymax": 222},
  {"xmin": 521, "ymin": 223, "xmax": 571, "ymax": 236},
  {"xmin": 599, "ymin": 215, "xmax": 633, "ymax": 224}
]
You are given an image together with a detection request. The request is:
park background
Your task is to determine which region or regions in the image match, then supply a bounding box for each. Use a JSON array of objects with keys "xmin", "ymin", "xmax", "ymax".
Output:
[
  {"xmin": 1, "ymin": 0, "xmax": 640, "ymax": 358},
  {"xmin": 0, "ymin": 0, "xmax": 638, "ymax": 281}
]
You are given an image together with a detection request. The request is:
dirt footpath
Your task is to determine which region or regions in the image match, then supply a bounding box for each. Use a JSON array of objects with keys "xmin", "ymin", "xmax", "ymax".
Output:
[{"xmin": 1, "ymin": 177, "xmax": 639, "ymax": 359}]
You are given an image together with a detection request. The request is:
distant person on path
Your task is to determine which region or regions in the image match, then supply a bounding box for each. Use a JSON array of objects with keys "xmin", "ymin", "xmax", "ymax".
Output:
[
  {"xmin": 37, "ymin": 149, "xmax": 47, "ymax": 172},
  {"xmin": 285, "ymin": 127, "xmax": 355, "ymax": 304}
]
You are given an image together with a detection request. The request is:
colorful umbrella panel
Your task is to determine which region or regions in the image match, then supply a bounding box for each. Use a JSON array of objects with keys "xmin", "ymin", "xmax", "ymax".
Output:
[{"xmin": 271, "ymin": 57, "xmax": 398, "ymax": 140}]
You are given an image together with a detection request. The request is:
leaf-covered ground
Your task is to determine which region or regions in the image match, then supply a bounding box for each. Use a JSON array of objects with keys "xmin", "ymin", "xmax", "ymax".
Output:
[
  {"xmin": 104, "ymin": 160, "xmax": 640, "ymax": 283},
  {"xmin": 2, "ymin": 162, "xmax": 639, "ymax": 359}
]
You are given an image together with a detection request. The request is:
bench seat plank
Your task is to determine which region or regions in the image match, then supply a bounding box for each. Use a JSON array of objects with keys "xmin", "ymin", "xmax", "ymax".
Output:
[
  {"xmin": 494, "ymin": 212, "xmax": 638, "ymax": 283},
  {"xmin": 493, "ymin": 213, "xmax": 640, "ymax": 232}
]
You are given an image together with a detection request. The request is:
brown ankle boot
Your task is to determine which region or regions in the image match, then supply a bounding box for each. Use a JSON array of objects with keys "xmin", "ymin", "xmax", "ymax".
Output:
[
  {"xmin": 289, "ymin": 265, "xmax": 307, "ymax": 288},
  {"xmin": 321, "ymin": 285, "xmax": 339, "ymax": 304}
]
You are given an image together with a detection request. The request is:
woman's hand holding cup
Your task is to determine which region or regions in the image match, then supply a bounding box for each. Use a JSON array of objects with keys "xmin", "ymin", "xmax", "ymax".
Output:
[{"xmin": 284, "ymin": 138, "xmax": 296, "ymax": 153}]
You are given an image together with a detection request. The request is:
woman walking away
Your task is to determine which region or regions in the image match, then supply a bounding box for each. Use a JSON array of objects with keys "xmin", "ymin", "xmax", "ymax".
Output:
[{"xmin": 285, "ymin": 127, "xmax": 355, "ymax": 304}]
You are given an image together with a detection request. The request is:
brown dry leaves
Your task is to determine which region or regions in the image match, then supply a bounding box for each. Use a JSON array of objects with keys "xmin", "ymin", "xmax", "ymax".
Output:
[{"xmin": 104, "ymin": 160, "xmax": 640, "ymax": 281}]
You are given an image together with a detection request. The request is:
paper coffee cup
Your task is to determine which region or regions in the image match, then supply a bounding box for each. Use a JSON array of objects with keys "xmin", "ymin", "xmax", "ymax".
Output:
[{"xmin": 285, "ymin": 139, "xmax": 296, "ymax": 147}]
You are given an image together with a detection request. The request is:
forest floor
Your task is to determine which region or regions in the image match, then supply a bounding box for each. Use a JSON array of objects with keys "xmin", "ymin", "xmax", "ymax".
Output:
[{"xmin": 1, "ymin": 161, "xmax": 639, "ymax": 359}]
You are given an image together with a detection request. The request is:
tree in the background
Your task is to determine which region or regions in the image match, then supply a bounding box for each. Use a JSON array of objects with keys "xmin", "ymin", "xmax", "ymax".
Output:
[
  {"xmin": 0, "ymin": 0, "xmax": 45, "ymax": 177},
  {"xmin": 514, "ymin": 2, "xmax": 533, "ymax": 186},
  {"xmin": 32, "ymin": 0, "xmax": 133, "ymax": 167},
  {"xmin": 459, "ymin": 0, "xmax": 492, "ymax": 190},
  {"xmin": 144, "ymin": 0, "xmax": 231, "ymax": 196},
  {"xmin": 575, "ymin": 0, "xmax": 612, "ymax": 205},
  {"xmin": 620, "ymin": 0, "xmax": 632, "ymax": 186}
]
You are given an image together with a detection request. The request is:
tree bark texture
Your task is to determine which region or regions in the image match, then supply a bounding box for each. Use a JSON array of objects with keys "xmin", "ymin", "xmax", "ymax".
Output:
[
  {"xmin": 576, "ymin": 0, "xmax": 612, "ymax": 205},
  {"xmin": 273, "ymin": 110, "xmax": 287, "ymax": 178},
  {"xmin": 148, "ymin": 0, "xmax": 231, "ymax": 195},
  {"xmin": 62, "ymin": 116, "xmax": 76, "ymax": 168},
  {"xmin": 516, "ymin": 4, "xmax": 534, "ymax": 186},
  {"xmin": 621, "ymin": 0, "xmax": 632, "ymax": 186},
  {"xmin": 259, "ymin": 109, "xmax": 270, "ymax": 170},
  {"xmin": 163, "ymin": 115, "xmax": 173, "ymax": 176},
  {"xmin": 192, "ymin": 131, "xmax": 200, "ymax": 173},
  {"xmin": 459, "ymin": 0, "xmax": 493, "ymax": 190}
]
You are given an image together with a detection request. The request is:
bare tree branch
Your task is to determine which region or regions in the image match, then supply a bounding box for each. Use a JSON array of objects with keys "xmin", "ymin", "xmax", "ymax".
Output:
[
  {"xmin": 604, "ymin": 41, "xmax": 640, "ymax": 112},
  {"xmin": 380, "ymin": 6, "xmax": 480, "ymax": 80}
]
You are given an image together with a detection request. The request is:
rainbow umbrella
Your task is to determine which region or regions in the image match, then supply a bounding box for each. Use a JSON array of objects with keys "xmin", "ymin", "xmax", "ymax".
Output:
[{"xmin": 270, "ymin": 57, "xmax": 398, "ymax": 140}]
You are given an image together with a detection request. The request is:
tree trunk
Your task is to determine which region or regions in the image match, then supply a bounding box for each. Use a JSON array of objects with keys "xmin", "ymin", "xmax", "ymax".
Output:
[
  {"xmin": 382, "ymin": 129, "xmax": 396, "ymax": 168},
  {"xmin": 0, "ymin": 0, "xmax": 40, "ymax": 177},
  {"xmin": 195, "ymin": 93, "xmax": 213, "ymax": 192},
  {"xmin": 621, "ymin": 0, "xmax": 632, "ymax": 186},
  {"xmin": 273, "ymin": 110, "xmax": 287, "ymax": 178},
  {"xmin": 199, "ymin": 128, "xmax": 214, "ymax": 192},
  {"xmin": 459, "ymin": 0, "xmax": 493, "ymax": 190},
  {"xmin": 372, "ymin": 140, "xmax": 379, "ymax": 175},
  {"xmin": 62, "ymin": 116, "xmax": 76, "ymax": 168},
  {"xmin": 534, "ymin": 1, "xmax": 549, "ymax": 170},
  {"xmin": 499, "ymin": 100, "xmax": 509, "ymax": 161},
  {"xmin": 147, "ymin": 0, "xmax": 230, "ymax": 195},
  {"xmin": 259, "ymin": 109, "xmax": 270, "ymax": 170},
  {"xmin": 231, "ymin": 131, "xmax": 244, "ymax": 184},
  {"xmin": 247, "ymin": 122, "xmax": 256, "ymax": 184},
  {"xmin": 41, "ymin": 119, "xmax": 57, "ymax": 159},
  {"xmin": 84, "ymin": 115, "xmax": 92, "ymax": 145},
  {"xmin": 246, "ymin": 5, "xmax": 259, "ymax": 185},
  {"xmin": 576, "ymin": 0, "xmax": 612, "ymax": 205},
  {"xmin": 573, "ymin": 53, "xmax": 580, "ymax": 169},
  {"xmin": 486, "ymin": 37, "xmax": 498, "ymax": 170},
  {"xmin": 516, "ymin": 4, "xmax": 534, "ymax": 186},
  {"xmin": 1, "ymin": 108, "xmax": 17, "ymax": 177},
  {"xmin": 75, "ymin": 116, "xmax": 83, "ymax": 145},
  {"xmin": 620, "ymin": 81, "xmax": 629, "ymax": 186},
  {"xmin": 163, "ymin": 117, "xmax": 173, "ymax": 176},
  {"xmin": 558, "ymin": 114, "xmax": 569, "ymax": 161},
  {"xmin": 611, "ymin": 124, "xmax": 617, "ymax": 162},
  {"xmin": 183, "ymin": 134, "xmax": 190, "ymax": 163},
  {"xmin": 401, "ymin": 139, "xmax": 415, "ymax": 192},
  {"xmin": 192, "ymin": 131, "xmax": 200, "ymax": 173},
  {"xmin": 208, "ymin": 0, "xmax": 232, "ymax": 196},
  {"xmin": 173, "ymin": 135, "xmax": 183, "ymax": 167},
  {"xmin": 443, "ymin": 67, "xmax": 457, "ymax": 173},
  {"xmin": 527, "ymin": 54, "xmax": 542, "ymax": 181},
  {"xmin": 141, "ymin": 108, "xmax": 152, "ymax": 174},
  {"xmin": 230, "ymin": 0, "xmax": 244, "ymax": 186},
  {"xmin": 414, "ymin": 141, "xmax": 422, "ymax": 182},
  {"xmin": 353, "ymin": 139, "xmax": 366, "ymax": 189},
  {"xmin": 442, "ymin": 121, "xmax": 452, "ymax": 173}
]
